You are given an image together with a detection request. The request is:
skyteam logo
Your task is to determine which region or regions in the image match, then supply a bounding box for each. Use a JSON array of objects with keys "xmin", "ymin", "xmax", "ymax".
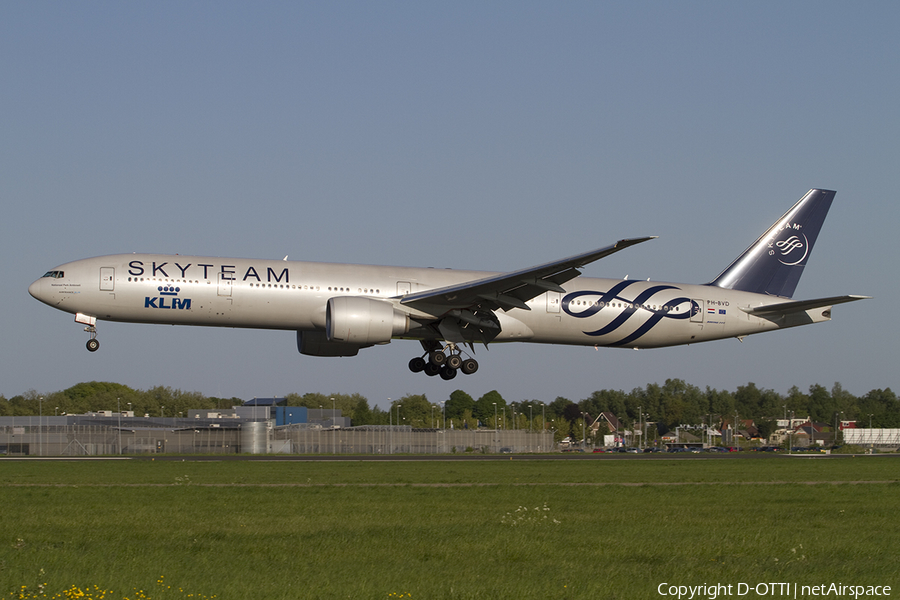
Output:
[
  {"xmin": 562, "ymin": 281, "xmax": 693, "ymax": 346},
  {"xmin": 145, "ymin": 285, "xmax": 192, "ymax": 310},
  {"xmin": 769, "ymin": 224, "xmax": 809, "ymax": 266}
]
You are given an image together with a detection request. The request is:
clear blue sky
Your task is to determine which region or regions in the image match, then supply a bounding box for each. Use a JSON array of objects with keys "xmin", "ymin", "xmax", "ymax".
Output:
[{"xmin": 2, "ymin": 2, "xmax": 896, "ymax": 409}]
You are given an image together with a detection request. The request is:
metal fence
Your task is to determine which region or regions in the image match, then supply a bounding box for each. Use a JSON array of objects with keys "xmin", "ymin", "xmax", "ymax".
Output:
[
  {"xmin": 0, "ymin": 425, "xmax": 554, "ymax": 456},
  {"xmin": 0, "ymin": 425, "xmax": 240, "ymax": 456},
  {"xmin": 843, "ymin": 429, "xmax": 900, "ymax": 448},
  {"xmin": 275, "ymin": 426, "xmax": 554, "ymax": 455}
]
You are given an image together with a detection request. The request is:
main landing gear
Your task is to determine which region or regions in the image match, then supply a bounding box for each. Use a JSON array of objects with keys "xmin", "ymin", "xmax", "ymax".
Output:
[{"xmin": 408, "ymin": 342, "xmax": 478, "ymax": 380}]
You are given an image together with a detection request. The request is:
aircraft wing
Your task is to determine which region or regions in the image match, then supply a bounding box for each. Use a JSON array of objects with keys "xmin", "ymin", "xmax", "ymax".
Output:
[
  {"xmin": 742, "ymin": 295, "xmax": 871, "ymax": 317},
  {"xmin": 400, "ymin": 237, "xmax": 655, "ymax": 314}
]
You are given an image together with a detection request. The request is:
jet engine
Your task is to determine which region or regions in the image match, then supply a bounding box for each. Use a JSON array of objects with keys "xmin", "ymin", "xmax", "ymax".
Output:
[
  {"xmin": 297, "ymin": 330, "xmax": 361, "ymax": 357},
  {"xmin": 326, "ymin": 297, "xmax": 409, "ymax": 345}
]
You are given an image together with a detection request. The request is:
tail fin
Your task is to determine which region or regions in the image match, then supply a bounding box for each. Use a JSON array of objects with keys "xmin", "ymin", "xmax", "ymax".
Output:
[{"xmin": 708, "ymin": 189, "xmax": 835, "ymax": 298}]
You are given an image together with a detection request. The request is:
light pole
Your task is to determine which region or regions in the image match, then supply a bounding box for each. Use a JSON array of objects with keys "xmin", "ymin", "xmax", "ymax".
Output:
[
  {"xmin": 38, "ymin": 396, "xmax": 43, "ymax": 457},
  {"xmin": 639, "ymin": 412, "xmax": 643, "ymax": 449},
  {"xmin": 789, "ymin": 411, "xmax": 794, "ymax": 453},
  {"xmin": 529, "ymin": 404, "xmax": 533, "ymax": 433},
  {"xmin": 644, "ymin": 413, "xmax": 649, "ymax": 450},
  {"xmin": 834, "ymin": 411, "xmax": 844, "ymax": 446},
  {"xmin": 541, "ymin": 403, "xmax": 546, "ymax": 451},
  {"xmin": 631, "ymin": 406, "xmax": 644, "ymax": 450},
  {"xmin": 642, "ymin": 413, "xmax": 647, "ymax": 448},
  {"xmin": 396, "ymin": 404, "xmax": 402, "ymax": 453},
  {"xmin": 833, "ymin": 412, "xmax": 839, "ymax": 448},
  {"xmin": 581, "ymin": 412, "xmax": 587, "ymax": 451},
  {"xmin": 493, "ymin": 403, "xmax": 498, "ymax": 453},
  {"xmin": 127, "ymin": 401, "xmax": 132, "ymax": 447},
  {"xmin": 809, "ymin": 416, "xmax": 814, "ymax": 448},
  {"xmin": 706, "ymin": 414, "xmax": 711, "ymax": 448},
  {"xmin": 388, "ymin": 398, "xmax": 392, "ymax": 454},
  {"xmin": 331, "ymin": 397, "xmax": 336, "ymax": 454},
  {"xmin": 869, "ymin": 413, "xmax": 874, "ymax": 451},
  {"xmin": 117, "ymin": 397, "xmax": 122, "ymax": 455},
  {"xmin": 735, "ymin": 410, "xmax": 739, "ymax": 449}
]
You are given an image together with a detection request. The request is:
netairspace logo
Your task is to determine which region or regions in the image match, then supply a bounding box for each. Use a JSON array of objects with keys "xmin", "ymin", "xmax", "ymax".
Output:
[{"xmin": 657, "ymin": 582, "xmax": 891, "ymax": 600}]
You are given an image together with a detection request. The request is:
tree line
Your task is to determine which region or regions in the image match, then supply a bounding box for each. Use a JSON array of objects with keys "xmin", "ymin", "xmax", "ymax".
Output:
[{"xmin": 2, "ymin": 380, "xmax": 896, "ymax": 441}]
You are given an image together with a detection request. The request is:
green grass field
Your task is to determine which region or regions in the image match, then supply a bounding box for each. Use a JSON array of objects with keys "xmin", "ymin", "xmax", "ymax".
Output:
[{"xmin": 1, "ymin": 457, "xmax": 897, "ymax": 599}]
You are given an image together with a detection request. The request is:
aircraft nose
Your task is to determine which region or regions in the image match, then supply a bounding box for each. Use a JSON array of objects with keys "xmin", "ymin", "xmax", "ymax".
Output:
[
  {"xmin": 29, "ymin": 277, "xmax": 51, "ymax": 304},
  {"xmin": 29, "ymin": 278, "xmax": 42, "ymax": 299}
]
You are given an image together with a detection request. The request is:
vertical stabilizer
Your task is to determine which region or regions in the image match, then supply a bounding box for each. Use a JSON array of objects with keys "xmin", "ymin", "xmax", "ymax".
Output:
[{"xmin": 709, "ymin": 189, "xmax": 835, "ymax": 298}]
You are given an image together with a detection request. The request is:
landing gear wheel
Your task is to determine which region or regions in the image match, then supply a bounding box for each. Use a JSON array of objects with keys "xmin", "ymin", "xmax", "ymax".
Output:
[
  {"xmin": 439, "ymin": 366, "xmax": 458, "ymax": 380},
  {"xmin": 446, "ymin": 354, "xmax": 463, "ymax": 370},
  {"xmin": 461, "ymin": 358, "xmax": 478, "ymax": 375},
  {"xmin": 409, "ymin": 357, "xmax": 426, "ymax": 373},
  {"xmin": 86, "ymin": 339, "xmax": 100, "ymax": 352},
  {"xmin": 428, "ymin": 350, "xmax": 446, "ymax": 366},
  {"xmin": 424, "ymin": 362, "xmax": 442, "ymax": 377}
]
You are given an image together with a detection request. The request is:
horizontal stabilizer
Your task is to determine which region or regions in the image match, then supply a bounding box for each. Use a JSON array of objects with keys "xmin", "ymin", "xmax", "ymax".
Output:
[{"xmin": 742, "ymin": 295, "xmax": 871, "ymax": 317}]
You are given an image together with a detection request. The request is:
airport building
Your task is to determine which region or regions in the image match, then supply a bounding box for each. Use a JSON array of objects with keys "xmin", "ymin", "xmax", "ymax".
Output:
[{"xmin": 0, "ymin": 398, "xmax": 552, "ymax": 456}]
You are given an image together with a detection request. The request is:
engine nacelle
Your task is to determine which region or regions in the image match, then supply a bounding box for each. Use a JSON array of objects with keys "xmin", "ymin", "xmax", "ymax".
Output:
[
  {"xmin": 297, "ymin": 330, "xmax": 361, "ymax": 357},
  {"xmin": 326, "ymin": 296, "xmax": 409, "ymax": 345}
]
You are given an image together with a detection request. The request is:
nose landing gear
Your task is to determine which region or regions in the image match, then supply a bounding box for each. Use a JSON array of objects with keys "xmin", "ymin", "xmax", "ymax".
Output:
[
  {"xmin": 85, "ymin": 327, "xmax": 99, "ymax": 352},
  {"xmin": 75, "ymin": 313, "xmax": 99, "ymax": 352},
  {"xmin": 408, "ymin": 342, "xmax": 478, "ymax": 379}
]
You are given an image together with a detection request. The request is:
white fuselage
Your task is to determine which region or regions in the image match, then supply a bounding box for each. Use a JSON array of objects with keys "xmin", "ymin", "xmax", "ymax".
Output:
[{"xmin": 29, "ymin": 253, "xmax": 829, "ymax": 350}]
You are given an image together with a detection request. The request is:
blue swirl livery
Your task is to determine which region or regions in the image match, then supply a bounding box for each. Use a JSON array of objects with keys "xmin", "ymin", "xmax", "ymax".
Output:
[{"xmin": 562, "ymin": 281, "xmax": 695, "ymax": 346}]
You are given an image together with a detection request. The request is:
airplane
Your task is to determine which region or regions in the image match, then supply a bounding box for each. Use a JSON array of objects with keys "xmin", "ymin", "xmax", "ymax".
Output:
[{"xmin": 29, "ymin": 189, "xmax": 869, "ymax": 380}]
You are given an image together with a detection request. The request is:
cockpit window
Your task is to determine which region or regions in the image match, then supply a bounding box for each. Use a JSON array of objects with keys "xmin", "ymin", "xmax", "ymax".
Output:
[{"xmin": 42, "ymin": 271, "xmax": 64, "ymax": 279}]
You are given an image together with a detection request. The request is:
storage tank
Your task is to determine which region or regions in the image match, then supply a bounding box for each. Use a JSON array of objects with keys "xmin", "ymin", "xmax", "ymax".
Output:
[{"xmin": 241, "ymin": 421, "xmax": 268, "ymax": 454}]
